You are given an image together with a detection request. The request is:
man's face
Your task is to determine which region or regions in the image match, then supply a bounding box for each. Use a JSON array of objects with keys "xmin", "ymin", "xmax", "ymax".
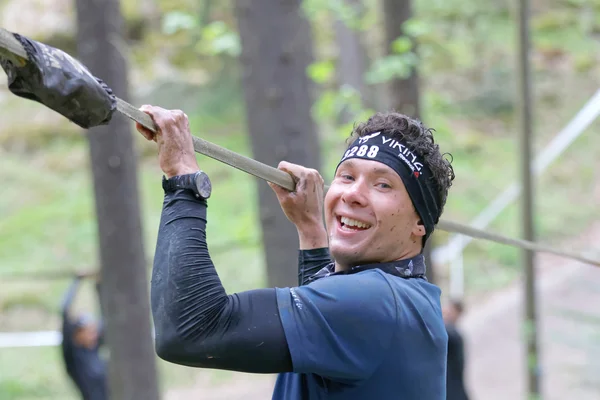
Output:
[
  {"xmin": 74, "ymin": 323, "xmax": 99, "ymax": 349},
  {"xmin": 443, "ymin": 304, "xmax": 460, "ymax": 325},
  {"xmin": 324, "ymin": 158, "xmax": 424, "ymax": 269}
]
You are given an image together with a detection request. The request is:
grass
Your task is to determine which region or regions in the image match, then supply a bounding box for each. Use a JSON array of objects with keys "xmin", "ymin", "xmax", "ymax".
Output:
[{"xmin": 0, "ymin": 347, "xmax": 78, "ymax": 400}]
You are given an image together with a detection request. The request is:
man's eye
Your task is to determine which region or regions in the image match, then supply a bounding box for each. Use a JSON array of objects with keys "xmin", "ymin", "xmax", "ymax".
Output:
[
  {"xmin": 377, "ymin": 182, "xmax": 392, "ymax": 189},
  {"xmin": 341, "ymin": 174, "xmax": 354, "ymax": 181}
]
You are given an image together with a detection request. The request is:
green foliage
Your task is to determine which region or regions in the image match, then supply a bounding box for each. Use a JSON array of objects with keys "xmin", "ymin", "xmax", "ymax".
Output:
[
  {"xmin": 302, "ymin": 0, "xmax": 366, "ymax": 31},
  {"xmin": 0, "ymin": 347, "xmax": 78, "ymax": 399},
  {"xmin": 362, "ymin": 17, "xmax": 426, "ymax": 85},
  {"xmin": 161, "ymin": 11, "xmax": 197, "ymax": 34},
  {"xmin": 162, "ymin": 11, "xmax": 240, "ymax": 57},
  {"xmin": 391, "ymin": 36, "xmax": 413, "ymax": 54},
  {"xmin": 365, "ymin": 53, "xmax": 418, "ymax": 84},
  {"xmin": 1, "ymin": 293, "xmax": 48, "ymax": 312},
  {"xmin": 198, "ymin": 21, "xmax": 241, "ymax": 56},
  {"xmin": 403, "ymin": 18, "xmax": 432, "ymax": 38},
  {"xmin": 307, "ymin": 60, "xmax": 335, "ymax": 84},
  {"xmin": 312, "ymin": 85, "xmax": 376, "ymax": 138}
]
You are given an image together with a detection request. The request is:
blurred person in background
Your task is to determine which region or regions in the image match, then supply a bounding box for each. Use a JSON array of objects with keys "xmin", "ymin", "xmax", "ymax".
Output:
[
  {"xmin": 443, "ymin": 299, "xmax": 470, "ymax": 400},
  {"xmin": 60, "ymin": 271, "xmax": 107, "ymax": 400}
]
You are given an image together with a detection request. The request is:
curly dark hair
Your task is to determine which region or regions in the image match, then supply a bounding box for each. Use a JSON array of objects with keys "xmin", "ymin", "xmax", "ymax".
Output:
[{"xmin": 346, "ymin": 111, "xmax": 455, "ymax": 217}]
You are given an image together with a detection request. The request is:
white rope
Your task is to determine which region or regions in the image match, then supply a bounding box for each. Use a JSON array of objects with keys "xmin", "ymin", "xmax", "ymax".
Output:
[{"xmin": 0, "ymin": 330, "xmax": 61, "ymax": 348}]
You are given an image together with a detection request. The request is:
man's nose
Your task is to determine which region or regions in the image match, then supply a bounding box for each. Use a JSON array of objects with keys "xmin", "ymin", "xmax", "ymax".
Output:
[{"xmin": 341, "ymin": 180, "xmax": 368, "ymax": 206}]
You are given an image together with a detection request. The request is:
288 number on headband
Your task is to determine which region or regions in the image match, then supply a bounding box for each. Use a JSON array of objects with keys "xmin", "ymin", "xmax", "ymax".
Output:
[{"xmin": 343, "ymin": 145, "xmax": 380, "ymax": 160}]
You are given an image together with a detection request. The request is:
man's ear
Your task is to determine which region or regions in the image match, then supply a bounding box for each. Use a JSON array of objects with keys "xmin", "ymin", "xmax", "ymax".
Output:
[{"xmin": 413, "ymin": 219, "xmax": 426, "ymax": 237}]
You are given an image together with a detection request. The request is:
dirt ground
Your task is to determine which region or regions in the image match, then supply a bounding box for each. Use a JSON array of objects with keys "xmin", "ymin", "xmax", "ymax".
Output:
[
  {"xmin": 165, "ymin": 373, "xmax": 276, "ymax": 400},
  {"xmin": 165, "ymin": 222, "xmax": 600, "ymax": 400},
  {"xmin": 462, "ymin": 221, "xmax": 600, "ymax": 400}
]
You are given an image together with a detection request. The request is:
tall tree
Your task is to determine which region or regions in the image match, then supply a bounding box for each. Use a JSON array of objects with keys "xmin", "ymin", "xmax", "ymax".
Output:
[
  {"xmin": 382, "ymin": 0, "xmax": 420, "ymax": 118},
  {"xmin": 334, "ymin": 0, "xmax": 370, "ymax": 123},
  {"xmin": 74, "ymin": 0, "xmax": 161, "ymax": 398},
  {"xmin": 382, "ymin": 0, "xmax": 436, "ymax": 283},
  {"xmin": 234, "ymin": 0, "xmax": 323, "ymax": 287}
]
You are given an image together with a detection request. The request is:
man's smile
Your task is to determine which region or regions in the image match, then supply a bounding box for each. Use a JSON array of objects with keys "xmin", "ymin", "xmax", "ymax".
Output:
[{"xmin": 335, "ymin": 214, "xmax": 373, "ymax": 234}]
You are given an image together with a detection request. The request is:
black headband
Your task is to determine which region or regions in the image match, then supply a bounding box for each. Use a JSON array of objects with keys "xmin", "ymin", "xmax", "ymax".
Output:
[{"xmin": 335, "ymin": 131, "xmax": 440, "ymax": 245}]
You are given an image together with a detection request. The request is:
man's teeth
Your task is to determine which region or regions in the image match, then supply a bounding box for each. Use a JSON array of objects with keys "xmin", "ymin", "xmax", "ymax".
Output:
[{"xmin": 340, "ymin": 216, "xmax": 371, "ymax": 229}]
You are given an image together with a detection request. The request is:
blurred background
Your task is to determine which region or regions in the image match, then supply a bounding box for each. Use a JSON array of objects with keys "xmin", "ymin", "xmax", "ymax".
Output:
[{"xmin": 1, "ymin": 0, "xmax": 599, "ymax": 399}]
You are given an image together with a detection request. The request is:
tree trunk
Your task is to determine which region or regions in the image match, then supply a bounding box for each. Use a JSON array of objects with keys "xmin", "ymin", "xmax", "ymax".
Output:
[
  {"xmin": 234, "ymin": 0, "xmax": 322, "ymax": 288},
  {"xmin": 333, "ymin": 0, "xmax": 370, "ymax": 122},
  {"xmin": 383, "ymin": 0, "xmax": 433, "ymax": 282},
  {"xmin": 382, "ymin": 0, "xmax": 420, "ymax": 118},
  {"xmin": 74, "ymin": 0, "xmax": 161, "ymax": 399}
]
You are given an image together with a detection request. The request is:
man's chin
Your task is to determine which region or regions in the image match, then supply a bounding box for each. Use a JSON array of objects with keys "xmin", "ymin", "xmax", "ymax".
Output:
[{"xmin": 330, "ymin": 246, "xmax": 368, "ymax": 269}]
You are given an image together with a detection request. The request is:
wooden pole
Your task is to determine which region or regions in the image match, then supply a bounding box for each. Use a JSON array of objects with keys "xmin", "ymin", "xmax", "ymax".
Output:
[{"xmin": 516, "ymin": 0, "xmax": 541, "ymax": 396}]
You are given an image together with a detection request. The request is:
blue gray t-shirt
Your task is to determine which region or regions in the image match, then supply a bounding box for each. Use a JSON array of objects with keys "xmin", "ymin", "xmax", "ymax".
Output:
[{"xmin": 273, "ymin": 258, "xmax": 447, "ymax": 399}]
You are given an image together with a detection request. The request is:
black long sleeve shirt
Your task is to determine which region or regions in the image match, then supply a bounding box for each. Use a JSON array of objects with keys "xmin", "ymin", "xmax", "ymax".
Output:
[
  {"xmin": 297, "ymin": 246, "xmax": 332, "ymax": 286},
  {"xmin": 150, "ymin": 189, "xmax": 294, "ymax": 372},
  {"xmin": 445, "ymin": 324, "xmax": 469, "ymax": 400},
  {"xmin": 61, "ymin": 278, "xmax": 107, "ymax": 400}
]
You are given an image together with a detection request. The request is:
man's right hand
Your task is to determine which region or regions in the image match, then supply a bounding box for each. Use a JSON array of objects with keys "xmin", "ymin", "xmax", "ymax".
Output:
[
  {"xmin": 268, "ymin": 161, "xmax": 328, "ymax": 249},
  {"xmin": 135, "ymin": 105, "xmax": 200, "ymax": 179}
]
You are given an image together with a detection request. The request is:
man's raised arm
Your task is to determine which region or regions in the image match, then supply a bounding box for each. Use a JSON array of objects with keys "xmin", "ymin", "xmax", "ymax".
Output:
[
  {"xmin": 268, "ymin": 162, "xmax": 331, "ymax": 286},
  {"xmin": 137, "ymin": 106, "xmax": 293, "ymax": 373}
]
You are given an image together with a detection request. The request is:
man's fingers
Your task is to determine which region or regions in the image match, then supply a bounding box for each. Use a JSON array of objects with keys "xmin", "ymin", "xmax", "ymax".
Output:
[
  {"xmin": 268, "ymin": 181, "xmax": 284, "ymax": 195},
  {"xmin": 277, "ymin": 160, "xmax": 293, "ymax": 170},
  {"xmin": 274, "ymin": 162, "xmax": 323, "ymax": 198},
  {"xmin": 139, "ymin": 105, "xmax": 174, "ymax": 131},
  {"xmin": 277, "ymin": 161, "xmax": 306, "ymax": 181},
  {"xmin": 273, "ymin": 164, "xmax": 299, "ymax": 191},
  {"xmin": 268, "ymin": 170, "xmax": 296, "ymax": 193},
  {"xmin": 137, "ymin": 105, "xmax": 162, "ymax": 132},
  {"xmin": 170, "ymin": 109, "xmax": 188, "ymax": 125},
  {"xmin": 278, "ymin": 162, "xmax": 323, "ymax": 184},
  {"xmin": 135, "ymin": 122, "xmax": 156, "ymax": 141},
  {"xmin": 306, "ymin": 169, "xmax": 324, "ymax": 187},
  {"xmin": 138, "ymin": 104, "xmax": 180, "ymax": 143},
  {"xmin": 268, "ymin": 181, "xmax": 295, "ymax": 205}
]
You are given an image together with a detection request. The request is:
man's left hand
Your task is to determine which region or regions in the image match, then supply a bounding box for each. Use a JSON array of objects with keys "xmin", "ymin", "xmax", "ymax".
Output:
[
  {"xmin": 136, "ymin": 105, "xmax": 199, "ymax": 178},
  {"xmin": 269, "ymin": 161, "xmax": 328, "ymax": 249}
]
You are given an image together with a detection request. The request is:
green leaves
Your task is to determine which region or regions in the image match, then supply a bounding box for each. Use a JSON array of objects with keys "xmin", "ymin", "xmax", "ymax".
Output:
[
  {"xmin": 162, "ymin": 11, "xmax": 197, "ymax": 35},
  {"xmin": 198, "ymin": 21, "xmax": 241, "ymax": 57},
  {"xmin": 363, "ymin": 17, "xmax": 428, "ymax": 85},
  {"xmin": 162, "ymin": 12, "xmax": 240, "ymax": 57},
  {"xmin": 302, "ymin": 0, "xmax": 366, "ymax": 30},
  {"xmin": 365, "ymin": 53, "xmax": 418, "ymax": 84},
  {"xmin": 403, "ymin": 18, "xmax": 431, "ymax": 38},
  {"xmin": 307, "ymin": 60, "xmax": 335, "ymax": 84}
]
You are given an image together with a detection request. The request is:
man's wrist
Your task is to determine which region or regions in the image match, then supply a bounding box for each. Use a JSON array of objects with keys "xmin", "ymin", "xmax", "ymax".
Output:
[
  {"xmin": 165, "ymin": 165, "xmax": 199, "ymax": 179},
  {"xmin": 162, "ymin": 158, "xmax": 200, "ymax": 178},
  {"xmin": 162, "ymin": 170, "xmax": 212, "ymax": 199},
  {"xmin": 297, "ymin": 225, "xmax": 328, "ymax": 250}
]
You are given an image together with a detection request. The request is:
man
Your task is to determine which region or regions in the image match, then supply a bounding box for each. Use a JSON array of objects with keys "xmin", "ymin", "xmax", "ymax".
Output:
[
  {"xmin": 60, "ymin": 272, "xmax": 107, "ymax": 400},
  {"xmin": 443, "ymin": 299, "xmax": 470, "ymax": 400},
  {"xmin": 136, "ymin": 107, "xmax": 455, "ymax": 399}
]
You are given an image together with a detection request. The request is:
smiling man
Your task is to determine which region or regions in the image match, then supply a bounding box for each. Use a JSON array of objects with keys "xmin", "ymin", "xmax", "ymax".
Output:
[{"xmin": 136, "ymin": 108, "xmax": 455, "ymax": 400}]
